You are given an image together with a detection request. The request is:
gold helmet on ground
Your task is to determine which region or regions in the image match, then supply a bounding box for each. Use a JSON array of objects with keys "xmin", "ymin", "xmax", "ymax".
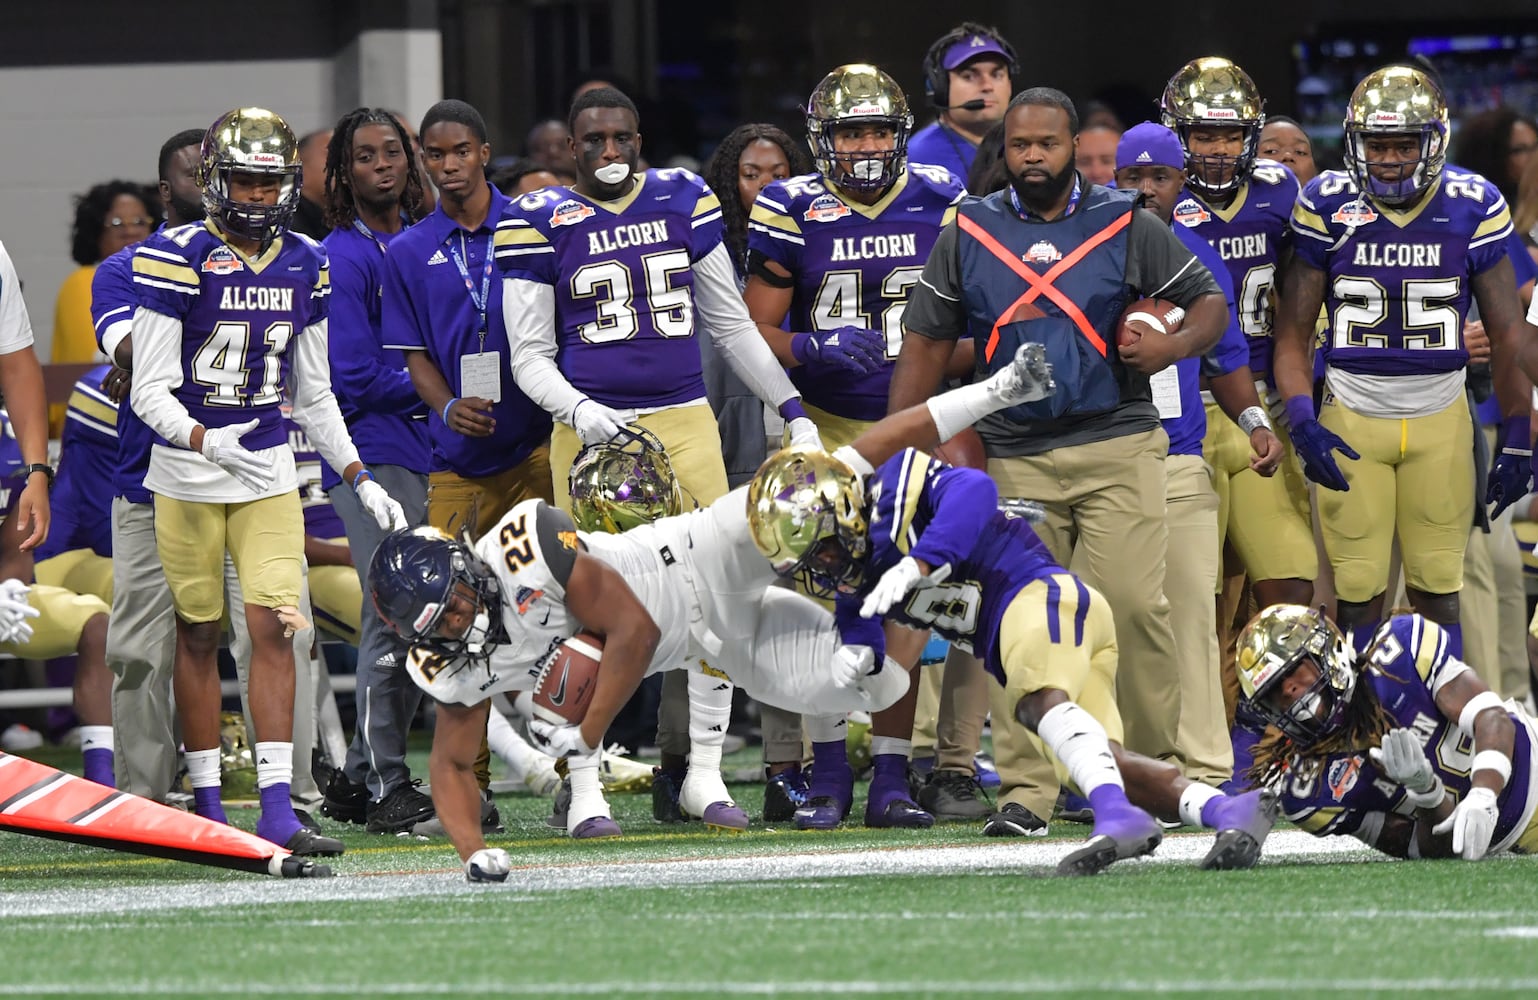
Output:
[
  {"xmin": 569, "ymin": 425, "xmax": 683, "ymax": 534},
  {"xmin": 1160, "ymin": 57, "xmax": 1265, "ymax": 196},
  {"xmin": 1235, "ymin": 604, "xmax": 1358, "ymax": 747},
  {"xmin": 806, "ymin": 63, "xmax": 913, "ymax": 194},
  {"xmin": 1343, "ymin": 65, "xmax": 1448, "ymax": 207},
  {"xmin": 198, "ymin": 107, "xmax": 303, "ymax": 248},
  {"xmin": 746, "ymin": 446, "xmax": 869, "ymax": 599}
]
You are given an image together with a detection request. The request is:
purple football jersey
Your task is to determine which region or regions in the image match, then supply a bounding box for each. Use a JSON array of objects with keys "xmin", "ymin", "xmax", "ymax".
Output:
[
  {"xmin": 493, "ymin": 168, "xmax": 724, "ymax": 409},
  {"xmin": 834, "ymin": 448, "xmax": 1063, "ymax": 683},
  {"xmin": 1279, "ymin": 615, "xmax": 1535, "ymax": 852},
  {"xmin": 1292, "ymin": 168, "xmax": 1511, "ymax": 377},
  {"xmin": 283, "ymin": 411, "xmax": 346, "ymax": 539},
  {"xmin": 0, "ymin": 409, "xmax": 22, "ymax": 516},
  {"xmin": 1171, "ymin": 163, "xmax": 1298, "ymax": 377},
  {"xmin": 132, "ymin": 223, "xmax": 328, "ymax": 451},
  {"xmin": 748, "ymin": 166, "xmax": 965, "ymax": 420}
]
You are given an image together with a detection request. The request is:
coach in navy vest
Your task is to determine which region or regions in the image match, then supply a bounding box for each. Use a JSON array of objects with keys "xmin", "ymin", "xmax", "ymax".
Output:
[{"xmin": 894, "ymin": 88, "xmax": 1229, "ymax": 832}]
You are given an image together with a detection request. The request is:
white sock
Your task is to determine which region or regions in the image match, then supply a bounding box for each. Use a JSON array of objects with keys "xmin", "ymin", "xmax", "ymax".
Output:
[
  {"xmin": 805, "ymin": 713, "xmax": 847, "ymax": 744},
  {"xmin": 687, "ymin": 669, "xmax": 732, "ymax": 773},
  {"xmin": 79, "ymin": 726, "xmax": 113, "ymax": 753},
  {"xmin": 253, "ymin": 741, "xmax": 293, "ymax": 789},
  {"xmin": 1036, "ymin": 702, "xmax": 1123, "ymax": 796},
  {"xmin": 486, "ymin": 705, "xmax": 550, "ymax": 780},
  {"xmin": 1179, "ymin": 782, "xmax": 1224, "ymax": 828},
  {"xmin": 185, "ymin": 748, "xmax": 222, "ymax": 789},
  {"xmin": 567, "ymin": 751, "xmax": 611, "ymax": 820},
  {"xmin": 870, "ymin": 735, "xmax": 911, "ymax": 759}
]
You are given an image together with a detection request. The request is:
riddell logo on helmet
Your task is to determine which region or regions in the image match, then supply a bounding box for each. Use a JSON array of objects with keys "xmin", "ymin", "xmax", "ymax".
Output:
[
  {"xmin": 1202, "ymin": 108, "xmax": 1239, "ymax": 120},
  {"xmin": 1368, "ymin": 111, "xmax": 1406, "ymax": 127},
  {"xmin": 244, "ymin": 152, "xmax": 285, "ymax": 166},
  {"xmin": 412, "ymin": 602, "xmax": 440, "ymax": 634},
  {"xmin": 847, "ymin": 101, "xmax": 884, "ymax": 116}
]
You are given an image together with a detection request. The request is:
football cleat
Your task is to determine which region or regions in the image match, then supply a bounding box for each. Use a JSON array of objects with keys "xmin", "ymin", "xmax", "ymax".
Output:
[
  {"xmin": 571, "ymin": 815, "xmax": 622, "ymax": 839},
  {"xmin": 1199, "ymin": 789, "xmax": 1280, "ymax": 871},
  {"xmin": 763, "ymin": 767, "xmax": 811, "ymax": 823},
  {"xmin": 864, "ymin": 789, "xmax": 935, "ymax": 829},
  {"xmin": 523, "ymin": 755, "xmax": 563, "ymax": 797},
  {"xmin": 982, "ymin": 802, "xmax": 1049, "ymax": 837},
  {"xmin": 651, "ymin": 767, "xmax": 685, "ymax": 823},
  {"xmin": 320, "ymin": 769, "xmax": 368, "ymax": 826},
  {"xmin": 1058, "ymin": 789, "xmax": 1094, "ymax": 824},
  {"xmin": 364, "ymin": 779, "xmax": 435, "ymax": 834},
  {"xmin": 917, "ymin": 769, "xmax": 992, "ymax": 822},
  {"xmin": 1056, "ymin": 803, "xmax": 1161, "ymax": 876},
  {"xmin": 598, "ymin": 748, "xmax": 656, "ymax": 795},
  {"xmin": 795, "ymin": 759, "xmax": 855, "ymax": 830},
  {"xmin": 680, "ymin": 769, "xmax": 749, "ymax": 833},
  {"xmin": 282, "ymin": 827, "xmax": 345, "ymax": 858}
]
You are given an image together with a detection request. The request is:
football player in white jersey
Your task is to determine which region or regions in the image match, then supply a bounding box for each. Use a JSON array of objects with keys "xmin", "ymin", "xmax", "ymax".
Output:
[{"xmin": 370, "ymin": 344, "xmax": 1054, "ymax": 879}]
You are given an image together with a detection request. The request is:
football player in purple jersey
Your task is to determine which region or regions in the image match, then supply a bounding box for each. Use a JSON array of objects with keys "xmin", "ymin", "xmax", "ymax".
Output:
[
  {"xmin": 1238, "ymin": 604, "xmax": 1538, "ymax": 859},
  {"xmin": 1272, "ymin": 66, "xmax": 1538, "ymax": 662},
  {"xmin": 130, "ymin": 108, "xmax": 408, "ymax": 855}
]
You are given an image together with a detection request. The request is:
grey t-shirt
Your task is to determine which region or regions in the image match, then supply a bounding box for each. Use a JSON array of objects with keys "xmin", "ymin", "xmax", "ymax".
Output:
[{"xmin": 905, "ymin": 197, "xmax": 1222, "ymax": 457}]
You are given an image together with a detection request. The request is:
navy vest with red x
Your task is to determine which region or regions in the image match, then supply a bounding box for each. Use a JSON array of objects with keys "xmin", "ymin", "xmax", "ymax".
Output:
[{"xmin": 957, "ymin": 185, "xmax": 1135, "ymax": 422}]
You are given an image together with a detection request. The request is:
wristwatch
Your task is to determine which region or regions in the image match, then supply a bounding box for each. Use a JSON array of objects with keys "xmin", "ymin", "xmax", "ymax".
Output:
[{"xmin": 21, "ymin": 463, "xmax": 54, "ymax": 487}]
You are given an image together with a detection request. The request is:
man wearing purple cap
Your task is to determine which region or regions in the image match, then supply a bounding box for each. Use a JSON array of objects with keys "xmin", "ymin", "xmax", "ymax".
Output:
[
  {"xmin": 908, "ymin": 23, "xmax": 1017, "ymax": 185},
  {"xmin": 1115, "ymin": 122, "xmax": 1281, "ymax": 790}
]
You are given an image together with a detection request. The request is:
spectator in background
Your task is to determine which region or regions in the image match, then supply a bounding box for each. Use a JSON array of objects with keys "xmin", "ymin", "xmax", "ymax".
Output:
[
  {"xmin": 1455, "ymin": 107, "xmax": 1538, "ymax": 206},
  {"xmin": 289, "ymin": 128, "xmax": 334, "ymax": 239},
  {"xmin": 524, "ymin": 119, "xmax": 575, "ymax": 178},
  {"xmin": 491, "ymin": 160, "xmax": 563, "ymax": 198},
  {"xmin": 1075, "ymin": 123, "xmax": 1120, "ymax": 186},
  {"xmin": 967, "ymin": 121, "xmax": 1009, "ymax": 195},
  {"xmin": 52, "ymin": 181, "xmax": 159, "ymax": 378},
  {"xmin": 1259, "ymin": 116, "xmax": 1319, "ymax": 186},
  {"xmin": 1514, "ymin": 150, "xmax": 1538, "ymax": 256},
  {"xmin": 908, "ymin": 22, "xmax": 1016, "ymax": 183}
]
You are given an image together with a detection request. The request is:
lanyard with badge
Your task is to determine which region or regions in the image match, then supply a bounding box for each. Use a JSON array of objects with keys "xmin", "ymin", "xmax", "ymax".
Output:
[{"xmin": 448, "ymin": 229, "xmax": 501, "ymax": 402}]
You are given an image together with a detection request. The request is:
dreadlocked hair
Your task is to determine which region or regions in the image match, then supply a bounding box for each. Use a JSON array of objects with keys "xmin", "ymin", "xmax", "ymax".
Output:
[
  {"xmin": 703, "ymin": 124, "xmax": 812, "ymax": 275},
  {"xmin": 323, "ymin": 107, "xmax": 427, "ymax": 231},
  {"xmin": 1245, "ymin": 649, "xmax": 1400, "ymax": 790}
]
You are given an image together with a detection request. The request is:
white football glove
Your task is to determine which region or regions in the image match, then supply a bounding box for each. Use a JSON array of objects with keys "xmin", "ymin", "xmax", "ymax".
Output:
[
  {"xmin": 987, "ymin": 342, "xmax": 1056, "ymax": 406},
  {"xmin": 0, "ymin": 578, "xmax": 39, "ymax": 645},
  {"xmin": 464, "ymin": 847, "xmax": 511, "ymax": 883},
  {"xmin": 829, "ymin": 644, "xmax": 876, "ymax": 690},
  {"xmin": 787, "ymin": 416, "xmax": 822, "ymax": 450},
  {"xmin": 1432, "ymin": 786, "xmax": 1500, "ymax": 860},
  {"xmin": 572, "ymin": 399, "xmax": 632, "ymax": 446},
  {"xmin": 355, "ymin": 478, "xmax": 408, "ymax": 530},
  {"xmin": 528, "ymin": 717, "xmax": 596, "ymax": 758},
  {"xmin": 860, "ymin": 557, "xmax": 951, "ymax": 618},
  {"xmin": 1368, "ymin": 728, "xmax": 1444, "ymax": 809},
  {"xmin": 200, "ymin": 418, "xmax": 274, "ymax": 492}
]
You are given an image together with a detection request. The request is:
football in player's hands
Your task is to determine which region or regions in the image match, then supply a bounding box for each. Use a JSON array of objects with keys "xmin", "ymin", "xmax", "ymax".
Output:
[
  {"xmin": 932, "ymin": 427, "xmax": 987, "ymax": 470},
  {"xmin": 1117, "ymin": 297, "xmax": 1185, "ymax": 348},
  {"xmin": 531, "ymin": 631, "xmax": 604, "ymax": 725}
]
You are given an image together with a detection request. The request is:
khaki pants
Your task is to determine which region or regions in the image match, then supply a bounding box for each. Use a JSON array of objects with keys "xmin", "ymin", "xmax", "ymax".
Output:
[
  {"xmin": 988, "ymin": 428, "xmax": 1183, "ymax": 815},
  {"xmin": 427, "ymin": 446, "xmax": 554, "ymax": 536}
]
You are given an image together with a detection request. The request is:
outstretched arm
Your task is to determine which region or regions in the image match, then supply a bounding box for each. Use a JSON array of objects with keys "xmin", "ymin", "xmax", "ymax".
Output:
[{"xmin": 428, "ymin": 697, "xmax": 492, "ymax": 862}]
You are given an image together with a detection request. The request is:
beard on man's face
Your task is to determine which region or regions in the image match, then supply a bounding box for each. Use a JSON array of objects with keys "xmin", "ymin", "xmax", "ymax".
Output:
[{"xmin": 1009, "ymin": 159, "xmax": 1075, "ymax": 213}]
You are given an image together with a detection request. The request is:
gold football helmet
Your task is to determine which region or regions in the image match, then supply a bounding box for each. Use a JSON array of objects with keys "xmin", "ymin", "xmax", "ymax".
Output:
[
  {"xmin": 806, "ymin": 63, "xmax": 913, "ymax": 194},
  {"xmin": 1343, "ymin": 65, "xmax": 1448, "ymax": 207},
  {"xmin": 746, "ymin": 446, "xmax": 869, "ymax": 598},
  {"xmin": 199, "ymin": 107, "xmax": 302, "ymax": 248},
  {"xmin": 569, "ymin": 425, "xmax": 683, "ymax": 534},
  {"xmin": 1235, "ymin": 604, "xmax": 1357, "ymax": 746},
  {"xmin": 1160, "ymin": 57, "xmax": 1265, "ymax": 196}
]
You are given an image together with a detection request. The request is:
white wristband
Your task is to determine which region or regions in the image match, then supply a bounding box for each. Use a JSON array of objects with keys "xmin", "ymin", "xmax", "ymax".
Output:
[
  {"xmin": 1402, "ymin": 774, "xmax": 1446, "ymax": 811},
  {"xmin": 1471, "ymin": 750, "xmax": 1512, "ymax": 786},
  {"xmin": 1237, "ymin": 405, "xmax": 1272, "ymax": 436}
]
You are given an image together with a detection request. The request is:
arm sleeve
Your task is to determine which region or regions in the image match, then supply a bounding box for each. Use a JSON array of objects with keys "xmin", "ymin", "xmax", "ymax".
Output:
[
  {"xmin": 902, "ymin": 223, "xmax": 966, "ymax": 341},
  {"xmin": 0, "ymin": 241, "xmax": 35, "ymax": 355},
  {"xmin": 127, "ymin": 307, "xmax": 198, "ymax": 447},
  {"xmin": 503, "ymin": 276, "xmax": 589, "ymax": 424},
  {"xmin": 693, "ymin": 243, "xmax": 803, "ymax": 407},
  {"xmin": 1124, "ymin": 209, "xmax": 1222, "ymax": 307},
  {"xmin": 290, "ymin": 319, "xmax": 362, "ymax": 474},
  {"xmin": 908, "ymin": 463, "xmax": 997, "ymax": 571},
  {"xmin": 328, "ymin": 255, "xmax": 425, "ymax": 414}
]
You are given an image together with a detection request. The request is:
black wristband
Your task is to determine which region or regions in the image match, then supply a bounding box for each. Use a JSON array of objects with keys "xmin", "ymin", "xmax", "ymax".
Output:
[{"xmin": 21, "ymin": 463, "xmax": 54, "ymax": 487}]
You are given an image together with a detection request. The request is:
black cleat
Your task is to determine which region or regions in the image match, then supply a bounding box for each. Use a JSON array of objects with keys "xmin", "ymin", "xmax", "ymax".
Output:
[
  {"xmin": 652, "ymin": 767, "xmax": 685, "ymax": 823},
  {"xmin": 918, "ymin": 769, "xmax": 993, "ymax": 822},
  {"xmin": 320, "ymin": 769, "xmax": 368, "ymax": 825},
  {"xmin": 981, "ymin": 801, "xmax": 1049, "ymax": 838},
  {"xmin": 284, "ymin": 827, "xmax": 345, "ymax": 857},
  {"xmin": 365, "ymin": 779, "xmax": 436, "ymax": 834},
  {"xmin": 762, "ymin": 768, "xmax": 810, "ymax": 823}
]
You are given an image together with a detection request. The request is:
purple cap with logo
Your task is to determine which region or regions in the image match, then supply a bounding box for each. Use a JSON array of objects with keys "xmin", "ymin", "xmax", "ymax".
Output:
[
  {"xmin": 943, "ymin": 34, "xmax": 1012, "ymax": 71},
  {"xmin": 1116, "ymin": 122, "xmax": 1184, "ymax": 171}
]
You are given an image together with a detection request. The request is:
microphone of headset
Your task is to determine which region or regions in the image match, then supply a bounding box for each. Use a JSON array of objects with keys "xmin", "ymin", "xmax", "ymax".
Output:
[{"xmin": 933, "ymin": 98, "xmax": 989, "ymax": 112}]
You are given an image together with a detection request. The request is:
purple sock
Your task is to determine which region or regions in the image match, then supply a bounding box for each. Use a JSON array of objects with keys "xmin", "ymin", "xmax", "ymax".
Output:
[
  {"xmin": 254, "ymin": 782, "xmax": 302, "ymax": 846},
  {"xmin": 1200, "ymin": 795, "xmax": 1225, "ymax": 829},
  {"xmin": 82, "ymin": 748, "xmax": 114, "ymax": 787},
  {"xmin": 193, "ymin": 786, "xmax": 227, "ymax": 824},
  {"xmin": 809, "ymin": 740, "xmax": 851, "ymax": 797},
  {"xmin": 1440, "ymin": 622, "xmax": 1463, "ymax": 662},
  {"xmin": 868, "ymin": 754, "xmax": 909, "ymax": 799},
  {"xmin": 1086, "ymin": 784, "xmax": 1131, "ymax": 814},
  {"xmin": 1224, "ymin": 723, "xmax": 1261, "ymax": 794}
]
